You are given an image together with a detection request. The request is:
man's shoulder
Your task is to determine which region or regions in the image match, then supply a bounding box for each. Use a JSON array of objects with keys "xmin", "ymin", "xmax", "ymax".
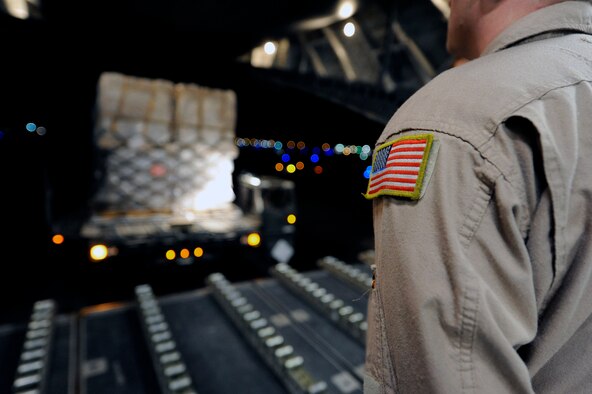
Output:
[{"xmin": 379, "ymin": 34, "xmax": 592, "ymax": 147}]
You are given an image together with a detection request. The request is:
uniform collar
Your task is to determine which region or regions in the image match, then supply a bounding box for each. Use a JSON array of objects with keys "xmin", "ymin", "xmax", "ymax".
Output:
[{"xmin": 482, "ymin": 1, "xmax": 592, "ymax": 56}]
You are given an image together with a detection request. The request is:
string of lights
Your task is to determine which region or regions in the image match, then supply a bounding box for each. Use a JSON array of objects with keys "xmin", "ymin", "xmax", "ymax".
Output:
[{"xmin": 236, "ymin": 137, "xmax": 374, "ymax": 178}]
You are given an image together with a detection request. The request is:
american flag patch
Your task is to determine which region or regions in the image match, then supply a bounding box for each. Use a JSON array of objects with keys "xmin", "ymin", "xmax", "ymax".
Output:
[{"xmin": 364, "ymin": 133, "xmax": 434, "ymax": 200}]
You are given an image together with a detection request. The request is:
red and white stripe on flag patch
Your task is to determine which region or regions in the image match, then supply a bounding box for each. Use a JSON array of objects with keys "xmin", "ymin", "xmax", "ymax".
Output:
[{"xmin": 364, "ymin": 133, "xmax": 434, "ymax": 200}]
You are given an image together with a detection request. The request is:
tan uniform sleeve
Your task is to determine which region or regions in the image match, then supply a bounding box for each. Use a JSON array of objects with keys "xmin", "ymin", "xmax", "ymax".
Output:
[{"xmin": 365, "ymin": 130, "xmax": 539, "ymax": 393}]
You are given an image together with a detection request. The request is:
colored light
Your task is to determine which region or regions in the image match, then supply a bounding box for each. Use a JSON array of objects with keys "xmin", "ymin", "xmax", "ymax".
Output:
[
  {"xmin": 247, "ymin": 232, "xmax": 261, "ymax": 247},
  {"xmin": 364, "ymin": 165, "xmax": 372, "ymax": 179},
  {"xmin": 297, "ymin": 141, "xmax": 305, "ymax": 150},
  {"xmin": 25, "ymin": 123, "xmax": 36, "ymax": 132},
  {"xmin": 166, "ymin": 250, "xmax": 176, "ymax": 260},
  {"xmin": 343, "ymin": 147, "xmax": 351, "ymax": 156},
  {"xmin": 312, "ymin": 147, "xmax": 321, "ymax": 155},
  {"xmin": 314, "ymin": 166, "xmax": 323, "ymax": 174},
  {"xmin": 194, "ymin": 247, "xmax": 204, "ymax": 257},
  {"xmin": 343, "ymin": 22, "xmax": 356, "ymax": 37},
  {"xmin": 180, "ymin": 248, "xmax": 190, "ymax": 259},
  {"xmin": 287, "ymin": 141, "xmax": 296, "ymax": 149},
  {"xmin": 287, "ymin": 164, "xmax": 296, "ymax": 173},
  {"xmin": 275, "ymin": 163, "xmax": 284, "ymax": 172},
  {"xmin": 90, "ymin": 244, "xmax": 108, "ymax": 261},
  {"xmin": 335, "ymin": 144, "xmax": 344, "ymax": 154},
  {"xmin": 52, "ymin": 234, "xmax": 64, "ymax": 245},
  {"xmin": 36, "ymin": 127, "xmax": 47, "ymax": 136},
  {"xmin": 310, "ymin": 154, "xmax": 319, "ymax": 163},
  {"xmin": 322, "ymin": 143, "xmax": 331, "ymax": 152},
  {"xmin": 324, "ymin": 148, "xmax": 334, "ymax": 156},
  {"xmin": 362, "ymin": 145, "xmax": 371, "ymax": 154},
  {"xmin": 274, "ymin": 141, "xmax": 283, "ymax": 150},
  {"xmin": 281, "ymin": 153, "xmax": 290, "ymax": 163},
  {"xmin": 360, "ymin": 153, "xmax": 369, "ymax": 160},
  {"xmin": 296, "ymin": 161, "xmax": 304, "ymax": 170},
  {"xmin": 287, "ymin": 214, "xmax": 297, "ymax": 224}
]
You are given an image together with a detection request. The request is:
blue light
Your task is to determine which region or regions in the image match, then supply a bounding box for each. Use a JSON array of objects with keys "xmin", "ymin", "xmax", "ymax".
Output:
[
  {"xmin": 26, "ymin": 123, "xmax": 37, "ymax": 132},
  {"xmin": 274, "ymin": 141, "xmax": 283, "ymax": 150},
  {"xmin": 310, "ymin": 154, "xmax": 319, "ymax": 163},
  {"xmin": 364, "ymin": 165, "xmax": 372, "ymax": 179},
  {"xmin": 281, "ymin": 153, "xmax": 290, "ymax": 163},
  {"xmin": 324, "ymin": 148, "xmax": 334, "ymax": 157},
  {"xmin": 312, "ymin": 147, "xmax": 321, "ymax": 155}
]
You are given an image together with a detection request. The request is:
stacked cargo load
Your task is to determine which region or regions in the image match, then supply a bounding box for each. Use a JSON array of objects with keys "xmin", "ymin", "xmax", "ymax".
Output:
[
  {"xmin": 92, "ymin": 72, "xmax": 238, "ymax": 216},
  {"xmin": 74, "ymin": 71, "xmax": 295, "ymax": 274}
]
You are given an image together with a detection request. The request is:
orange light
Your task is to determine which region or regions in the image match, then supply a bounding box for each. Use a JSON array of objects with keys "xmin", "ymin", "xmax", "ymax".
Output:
[
  {"xmin": 314, "ymin": 166, "xmax": 323, "ymax": 174},
  {"xmin": 296, "ymin": 161, "xmax": 304, "ymax": 170},
  {"xmin": 322, "ymin": 143, "xmax": 331, "ymax": 151},
  {"xmin": 52, "ymin": 234, "xmax": 64, "ymax": 245},
  {"xmin": 287, "ymin": 214, "xmax": 296, "ymax": 224},
  {"xmin": 297, "ymin": 141, "xmax": 305, "ymax": 150},
  {"xmin": 194, "ymin": 247, "xmax": 204, "ymax": 257},
  {"xmin": 80, "ymin": 302, "xmax": 124, "ymax": 316},
  {"xmin": 287, "ymin": 141, "xmax": 296, "ymax": 149},
  {"xmin": 90, "ymin": 244, "xmax": 108, "ymax": 261},
  {"xmin": 247, "ymin": 233, "xmax": 261, "ymax": 247},
  {"xmin": 166, "ymin": 250, "xmax": 176, "ymax": 260},
  {"xmin": 275, "ymin": 163, "xmax": 284, "ymax": 172},
  {"xmin": 180, "ymin": 248, "xmax": 190, "ymax": 259}
]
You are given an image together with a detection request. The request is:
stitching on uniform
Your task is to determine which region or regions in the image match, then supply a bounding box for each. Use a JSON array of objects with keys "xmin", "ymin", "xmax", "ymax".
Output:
[
  {"xmin": 459, "ymin": 180, "xmax": 494, "ymax": 249},
  {"xmin": 479, "ymin": 127, "xmax": 531, "ymax": 237},
  {"xmin": 459, "ymin": 283, "xmax": 479, "ymax": 394}
]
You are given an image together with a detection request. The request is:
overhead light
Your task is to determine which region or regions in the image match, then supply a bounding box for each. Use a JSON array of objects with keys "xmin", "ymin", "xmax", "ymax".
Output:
[
  {"xmin": 343, "ymin": 22, "xmax": 356, "ymax": 37},
  {"xmin": 264, "ymin": 42, "xmax": 277, "ymax": 55},
  {"xmin": 338, "ymin": 1, "xmax": 355, "ymax": 19}
]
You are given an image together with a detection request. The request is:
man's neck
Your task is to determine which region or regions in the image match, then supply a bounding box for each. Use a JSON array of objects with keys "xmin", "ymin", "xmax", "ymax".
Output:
[{"xmin": 475, "ymin": 0, "xmax": 562, "ymax": 57}]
